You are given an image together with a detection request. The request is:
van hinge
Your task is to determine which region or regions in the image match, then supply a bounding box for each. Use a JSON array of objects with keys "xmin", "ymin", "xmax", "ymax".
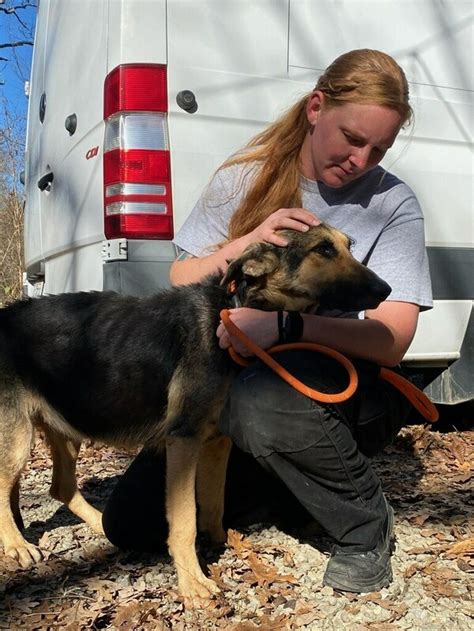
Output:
[{"xmin": 102, "ymin": 239, "xmax": 128, "ymax": 262}]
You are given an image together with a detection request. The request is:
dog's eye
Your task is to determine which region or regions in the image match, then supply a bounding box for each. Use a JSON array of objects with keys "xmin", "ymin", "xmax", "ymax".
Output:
[{"xmin": 311, "ymin": 241, "xmax": 337, "ymax": 258}]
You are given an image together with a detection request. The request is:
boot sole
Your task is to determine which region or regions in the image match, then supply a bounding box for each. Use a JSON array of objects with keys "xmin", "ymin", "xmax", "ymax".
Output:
[
  {"xmin": 323, "ymin": 503, "xmax": 395, "ymax": 593},
  {"xmin": 323, "ymin": 563, "xmax": 393, "ymax": 593}
]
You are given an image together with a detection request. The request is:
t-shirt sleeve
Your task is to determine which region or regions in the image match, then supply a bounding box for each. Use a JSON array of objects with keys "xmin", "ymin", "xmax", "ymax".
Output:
[
  {"xmin": 173, "ymin": 164, "xmax": 247, "ymax": 257},
  {"xmin": 367, "ymin": 190, "xmax": 433, "ymax": 310}
]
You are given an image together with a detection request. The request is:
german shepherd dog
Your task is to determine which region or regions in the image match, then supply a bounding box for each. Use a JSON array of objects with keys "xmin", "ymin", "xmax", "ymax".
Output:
[{"xmin": 0, "ymin": 223, "xmax": 390, "ymax": 606}]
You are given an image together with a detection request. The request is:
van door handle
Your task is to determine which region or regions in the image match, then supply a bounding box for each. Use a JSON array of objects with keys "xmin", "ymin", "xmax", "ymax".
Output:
[{"xmin": 38, "ymin": 171, "xmax": 54, "ymax": 191}]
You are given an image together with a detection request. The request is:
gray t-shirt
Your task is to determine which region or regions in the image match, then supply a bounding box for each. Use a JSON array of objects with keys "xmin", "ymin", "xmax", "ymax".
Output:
[{"xmin": 174, "ymin": 163, "xmax": 433, "ymax": 310}]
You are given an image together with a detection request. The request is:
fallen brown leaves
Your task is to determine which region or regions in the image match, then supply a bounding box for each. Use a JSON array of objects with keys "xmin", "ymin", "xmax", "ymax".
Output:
[
  {"xmin": 0, "ymin": 425, "xmax": 472, "ymax": 629},
  {"xmin": 400, "ymin": 424, "xmax": 474, "ymax": 483},
  {"xmin": 226, "ymin": 529, "xmax": 299, "ymax": 587}
]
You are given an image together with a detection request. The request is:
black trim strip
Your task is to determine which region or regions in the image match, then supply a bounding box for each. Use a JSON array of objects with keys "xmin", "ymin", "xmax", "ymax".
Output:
[{"xmin": 427, "ymin": 247, "xmax": 474, "ymax": 300}]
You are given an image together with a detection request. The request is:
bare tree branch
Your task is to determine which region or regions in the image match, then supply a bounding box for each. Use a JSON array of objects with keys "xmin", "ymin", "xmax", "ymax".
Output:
[
  {"xmin": 0, "ymin": 40, "xmax": 33, "ymax": 49},
  {"xmin": 0, "ymin": 1, "xmax": 37, "ymax": 46},
  {"xmin": 0, "ymin": 2, "xmax": 36, "ymax": 14},
  {"xmin": 0, "ymin": 1, "xmax": 36, "ymax": 300},
  {"xmin": 0, "ymin": 101, "xmax": 26, "ymax": 302}
]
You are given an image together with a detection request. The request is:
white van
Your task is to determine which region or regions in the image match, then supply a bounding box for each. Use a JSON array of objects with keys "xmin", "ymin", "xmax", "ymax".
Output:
[{"xmin": 23, "ymin": 0, "xmax": 473, "ymax": 405}]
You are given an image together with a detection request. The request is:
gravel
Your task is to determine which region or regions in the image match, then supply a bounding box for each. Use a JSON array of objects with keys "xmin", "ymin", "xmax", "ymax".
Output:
[{"xmin": 0, "ymin": 425, "xmax": 472, "ymax": 629}]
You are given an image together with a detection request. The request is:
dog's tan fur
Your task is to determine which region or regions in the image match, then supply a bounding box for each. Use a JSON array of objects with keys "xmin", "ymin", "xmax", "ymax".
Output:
[{"xmin": 0, "ymin": 224, "xmax": 391, "ymax": 606}]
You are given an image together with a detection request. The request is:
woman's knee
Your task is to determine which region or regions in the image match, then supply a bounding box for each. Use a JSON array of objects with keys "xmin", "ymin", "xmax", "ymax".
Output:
[{"xmin": 219, "ymin": 361, "xmax": 325, "ymax": 458}]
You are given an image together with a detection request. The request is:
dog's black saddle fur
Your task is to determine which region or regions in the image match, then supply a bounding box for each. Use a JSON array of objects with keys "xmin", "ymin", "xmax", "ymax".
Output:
[{"xmin": 0, "ymin": 277, "xmax": 232, "ymax": 440}]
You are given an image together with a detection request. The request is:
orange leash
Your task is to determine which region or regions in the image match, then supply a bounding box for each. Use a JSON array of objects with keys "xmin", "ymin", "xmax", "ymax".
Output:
[
  {"xmin": 221, "ymin": 309, "xmax": 358, "ymax": 404},
  {"xmin": 220, "ymin": 309, "xmax": 439, "ymax": 421},
  {"xmin": 378, "ymin": 367, "xmax": 439, "ymax": 422}
]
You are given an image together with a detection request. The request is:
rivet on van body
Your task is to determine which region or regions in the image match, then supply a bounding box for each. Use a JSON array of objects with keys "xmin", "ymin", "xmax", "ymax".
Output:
[
  {"xmin": 176, "ymin": 90, "xmax": 198, "ymax": 114},
  {"xmin": 65, "ymin": 113, "xmax": 78, "ymax": 135}
]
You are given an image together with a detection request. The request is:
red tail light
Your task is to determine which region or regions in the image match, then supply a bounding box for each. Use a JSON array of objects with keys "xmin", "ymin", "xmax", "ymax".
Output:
[
  {"xmin": 103, "ymin": 64, "xmax": 173, "ymax": 240},
  {"xmin": 104, "ymin": 65, "xmax": 168, "ymax": 118}
]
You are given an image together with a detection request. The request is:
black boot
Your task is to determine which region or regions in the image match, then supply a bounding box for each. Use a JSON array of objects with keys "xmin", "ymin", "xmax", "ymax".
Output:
[{"xmin": 323, "ymin": 499, "xmax": 395, "ymax": 593}]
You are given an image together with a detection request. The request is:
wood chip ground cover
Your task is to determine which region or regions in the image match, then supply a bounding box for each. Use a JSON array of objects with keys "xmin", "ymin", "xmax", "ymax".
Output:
[{"xmin": 0, "ymin": 425, "xmax": 472, "ymax": 629}]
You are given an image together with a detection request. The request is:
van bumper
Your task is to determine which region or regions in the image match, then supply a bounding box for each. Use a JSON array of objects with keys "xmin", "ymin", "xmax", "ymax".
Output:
[
  {"xmin": 102, "ymin": 239, "xmax": 176, "ymax": 296},
  {"xmin": 403, "ymin": 302, "xmax": 474, "ymax": 405}
]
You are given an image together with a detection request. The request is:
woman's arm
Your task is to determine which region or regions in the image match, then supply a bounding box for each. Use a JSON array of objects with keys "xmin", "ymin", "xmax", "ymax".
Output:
[
  {"xmin": 170, "ymin": 208, "xmax": 320, "ymax": 286},
  {"xmin": 303, "ymin": 301, "xmax": 419, "ymax": 366},
  {"xmin": 217, "ymin": 301, "xmax": 420, "ymax": 367},
  {"xmin": 170, "ymin": 236, "xmax": 249, "ymax": 286}
]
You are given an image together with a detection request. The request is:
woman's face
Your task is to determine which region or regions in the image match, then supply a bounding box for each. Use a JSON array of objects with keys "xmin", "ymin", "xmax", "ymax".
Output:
[{"xmin": 300, "ymin": 92, "xmax": 403, "ymax": 187}]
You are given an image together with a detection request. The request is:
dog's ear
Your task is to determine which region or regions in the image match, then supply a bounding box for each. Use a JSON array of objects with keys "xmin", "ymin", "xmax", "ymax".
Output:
[{"xmin": 221, "ymin": 242, "xmax": 280, "ymax": 286}]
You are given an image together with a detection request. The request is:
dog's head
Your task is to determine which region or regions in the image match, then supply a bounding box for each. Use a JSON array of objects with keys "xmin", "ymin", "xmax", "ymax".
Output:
[{"xmin": 222, "ymin": 223, "xmax": 391, "ymax": 312}]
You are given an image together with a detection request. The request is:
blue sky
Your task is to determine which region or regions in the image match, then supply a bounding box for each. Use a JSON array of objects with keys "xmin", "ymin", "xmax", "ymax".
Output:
[{"xmin": 0, "ymin": 2, "xmax": 37, "ymax": 127}]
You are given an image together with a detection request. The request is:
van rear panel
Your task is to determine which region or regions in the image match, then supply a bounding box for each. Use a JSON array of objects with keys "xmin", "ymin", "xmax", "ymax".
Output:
[
  {"xmin": 24, "ymin": 0, "xmax": 474, "ymax": 403},
  {"xmin": 25, "ymin": 0, "xmax": 108, "ymax": 291},
  {"xmin": 107, "ymin": 0, "xmax": 167, "ymax": 71},
  {"xmin": 24, "ymin": 0, "xmax": 49, "ymax": 276}
]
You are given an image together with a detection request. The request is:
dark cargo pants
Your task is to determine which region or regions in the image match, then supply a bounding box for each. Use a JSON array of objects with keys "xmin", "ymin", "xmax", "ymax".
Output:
[{"xmin": 102, "ymin": 351, "xmax": 410, "ymax": 552}]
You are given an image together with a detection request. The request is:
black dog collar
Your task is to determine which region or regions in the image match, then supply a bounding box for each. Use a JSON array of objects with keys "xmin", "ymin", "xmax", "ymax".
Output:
[
  {"xmin": 278, "ymin": 311, "xmax": 304, "ymax": 343},
  {"xmin": 227, "ymin": 280, "xmax": 248, "ymax": 308}
]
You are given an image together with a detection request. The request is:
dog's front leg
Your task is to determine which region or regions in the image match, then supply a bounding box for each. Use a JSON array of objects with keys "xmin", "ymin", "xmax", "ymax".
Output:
[
  {"xmin": 0, "ymin": 418, "xmax": 42, "ymax": 567},
  {"xmin": 166, "ymin": 435, "xmax": 219, "ymax": 608},
  {"xmin": 197, "ymin": 434, "xmax": 232, "ymax": 544}
]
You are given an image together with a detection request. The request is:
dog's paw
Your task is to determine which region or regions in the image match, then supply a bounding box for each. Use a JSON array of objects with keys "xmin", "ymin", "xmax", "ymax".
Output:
[
  {"xmin": 181, "ymin": 574, "xmax": 220, "ymax": 609},
  {"xmin": 93, "ymin": 521, "xmax": 105, "ymax": 536},
  {"xmin": 5, "ymin": 542, "xmax": 43, "ymax": 568},
  {"xmin": 89, "ymin": 513, "xmax": 105, "ymax": 536},
  {"xmin": 71, "ymin": 501, "xmax": 104, "ymax": 536}
]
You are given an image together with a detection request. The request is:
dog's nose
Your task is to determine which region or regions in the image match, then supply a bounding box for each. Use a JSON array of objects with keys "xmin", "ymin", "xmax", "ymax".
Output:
[{"xmin": 372, "ymin": 277, "xmax": 392, "ymax": 301}]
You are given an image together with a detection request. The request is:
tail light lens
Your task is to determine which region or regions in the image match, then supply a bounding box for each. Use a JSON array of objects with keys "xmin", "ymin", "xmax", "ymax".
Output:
[{"xmin": 103, "ymin": 64, "xmax": 173, "ymax": 239}]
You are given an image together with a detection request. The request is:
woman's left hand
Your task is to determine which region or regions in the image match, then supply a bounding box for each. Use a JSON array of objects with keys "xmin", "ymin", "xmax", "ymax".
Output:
[{"xmin": 217, "ymin": 308, "xmax": 279, "ymax": 356}]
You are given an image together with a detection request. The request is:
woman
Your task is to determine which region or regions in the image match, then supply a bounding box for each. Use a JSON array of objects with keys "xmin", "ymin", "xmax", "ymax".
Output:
[{"xmin": 102, "ymin": 49, "xmax": 432, "ymax": 593}]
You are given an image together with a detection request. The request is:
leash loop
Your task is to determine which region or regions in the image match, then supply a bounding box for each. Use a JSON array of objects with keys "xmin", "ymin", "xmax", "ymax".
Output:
[
  {"xmin": 221, "ymin": 309, "xmax": 358, "ymax": 403},
  {"xmin": 220, "ymin": 308, "xmax": 439, "ymax": 421}
]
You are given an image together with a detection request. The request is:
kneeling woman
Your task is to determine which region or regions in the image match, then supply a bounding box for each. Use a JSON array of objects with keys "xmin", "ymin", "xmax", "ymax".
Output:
[{"xmin": 103, "ymin": 48, "xmax": 432, "ymax": 593}]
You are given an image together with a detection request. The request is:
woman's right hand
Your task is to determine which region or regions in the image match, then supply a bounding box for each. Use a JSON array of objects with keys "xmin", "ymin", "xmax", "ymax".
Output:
[
  {"xmin": 170, "ymin": 208, "xmax": 320, "ymax": 286},
  {"xmin": 247, "ymin": 208, "xmax": 320, "ymax": 247}
]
